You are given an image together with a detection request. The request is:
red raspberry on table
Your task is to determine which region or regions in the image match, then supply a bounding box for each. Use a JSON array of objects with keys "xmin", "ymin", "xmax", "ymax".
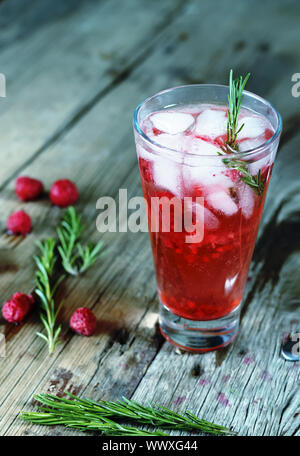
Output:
[
  {"xmin": 49, "ymin": 179, "xmax": 79, "ymax": 207},
  {"xmin": 2, "ymin": 292, "xmax": 34, "ymax": 324},
  {"xmin": 15, "ymin": 176, "xmax": 44, "ymax": 201},
  {"xmin": 70, "ymin": 307, "xmax": 97, "ymax": 336},
  {"xmin": 6, "ymin": 210, "xmax": 32, "ymax": 235}
]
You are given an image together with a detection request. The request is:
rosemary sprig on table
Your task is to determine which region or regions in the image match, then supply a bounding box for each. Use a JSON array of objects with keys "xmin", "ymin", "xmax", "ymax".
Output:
[
  {"xmin": 57, "ymin": 207, "xmax": 104, "ymax": 275},
  {"xmin": 35, "ymin": 208, "xmax": 104, "ymax": 354},
  {"xmin": 20, "ymin": 392, "xmax": 234, "ymax": 436},
  {"xmin": 220, "ymin": 70, "xmax": 265, "ymax": 196},
  {"xmin": 20, "ymin": 409, "xmax": 167, "ymax": 436},
  {"xmin": 34, "ymin": 239, "xmax": 65, "ymax": 354}
]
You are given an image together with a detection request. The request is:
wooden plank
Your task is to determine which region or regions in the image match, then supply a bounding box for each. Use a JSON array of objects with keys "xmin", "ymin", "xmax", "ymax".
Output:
[
  {"xmin": 0, "ymin": 0, "xmax": 299, "ymax": 436},
  {"xmin": 0, "ymin": 0, "xmax": 95, "ymax": 49},
  {"xmin": 0, "ymin": 0, "xmax": 184, "ymax": 189},
  {"xmin": 0, "ymin": 0, "xmax": 193, "ymax": 435},
  {"xmin": 128, "ymin": 0, "xmax": 300, "ymax": 435},
  {"xmin": 132, "ymin": 127, "xmax": 300, "ymax": 434},
  {"xmin": 0, "ymin": 0, "xmax": 253, "ymax": 410}
]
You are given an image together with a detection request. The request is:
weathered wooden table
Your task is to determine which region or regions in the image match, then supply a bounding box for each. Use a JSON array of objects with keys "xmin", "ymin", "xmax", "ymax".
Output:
[{"xmin": 0, "ymin": 0, "xmax": 299, "ymax": 437}]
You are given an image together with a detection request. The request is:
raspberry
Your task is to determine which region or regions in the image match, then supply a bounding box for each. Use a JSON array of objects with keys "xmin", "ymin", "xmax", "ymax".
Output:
[
  {"xmin": 152, "ymin": 127, "xmax": 162, "ymax": 136},
  {"xmin": 265, "ymin": 128, "xmax": 273, "ymax": 141},
  {"xmin": 2, "ymin": 292, "xmax": 34, "ymax": 324},
  {"xmin": 50, "ymin": 179, "xmax": 79, "ymax": 207},
  {"xmin": 214, "ymin": 133, "xmax": 228, "ymax": 147},
  {"xmin": 15, "ymin": 176, "xmax": 44, "ymax": 201},
  {"xmin": 70, "ymin": 307, "xmax": 97, "ymax": 336},
  {"xmin": 6, "ymin": 210, "xmax": 32, "ymax": 235},
  {"xmin": 138, "ymin": 158, "xmax": 154, "ymax": 183}
]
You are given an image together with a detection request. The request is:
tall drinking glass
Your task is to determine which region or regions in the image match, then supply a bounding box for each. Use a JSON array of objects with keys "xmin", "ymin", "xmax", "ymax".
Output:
[{"xmin": 133, "ymin": 85, "xmax": 282, "ymax": 352}]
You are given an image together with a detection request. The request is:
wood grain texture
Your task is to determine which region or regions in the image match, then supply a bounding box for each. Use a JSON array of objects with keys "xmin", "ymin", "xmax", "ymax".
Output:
[
  {"xmin": 0, "ymin": 0, "xmax": 299, "ymax": 437},
  {"xmin": 0, "ymin": 0, "xmax": 184, "ymax": 189}
]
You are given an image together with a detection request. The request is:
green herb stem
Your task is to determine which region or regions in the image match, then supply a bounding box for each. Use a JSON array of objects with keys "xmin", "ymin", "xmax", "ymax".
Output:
[
  {"xmin": 57, "ymin": 207, "xmax": 104, "ymax": 275},
  {"xmin": 20, "ymin": 409, "xmax": 167, "ymax": 436},
  {"xmin": 20, "ymin": 392, "xmax": 235, "ymax": 436},
  {"xmin": 221, "ymin": 69, "xmax": 265, "ymax": 196},
  {"xmin": 35, "ymin": 239, "xmax": 64, "ymax": 354}
]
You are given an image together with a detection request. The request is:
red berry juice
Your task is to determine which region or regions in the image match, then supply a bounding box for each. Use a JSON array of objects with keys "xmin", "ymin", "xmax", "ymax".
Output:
[{"xmin": 137, "ymin": 105, "xmax": 274, "ymax": 321}]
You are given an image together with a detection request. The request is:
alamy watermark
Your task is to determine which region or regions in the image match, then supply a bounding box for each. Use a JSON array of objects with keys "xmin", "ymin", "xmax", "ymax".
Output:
[
  {"xmin": 96, "ymin": 189, "xmax": 205, "ymax": 243},
  {"xmin": 0, "ymin": 73, "xmax": 6, "ymax": 98},
  {"xmin": 291, "ymin": 332, "xmax": 300, "ymax": 357},
  {"xmin": 291, "ymin": 73, "xmax": 300, "ymax": 98}
]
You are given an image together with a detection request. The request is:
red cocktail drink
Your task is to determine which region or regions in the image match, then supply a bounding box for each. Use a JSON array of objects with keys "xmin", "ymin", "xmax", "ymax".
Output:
[{"xmin": 134, "ymin": 85, "xmax": 281, "ymax": 351}]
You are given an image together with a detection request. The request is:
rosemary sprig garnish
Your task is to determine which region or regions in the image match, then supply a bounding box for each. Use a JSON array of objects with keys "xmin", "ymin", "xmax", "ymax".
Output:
[
  {"xmin": 57, "ymin": 206, "xmax": 104, "ymax": 275},
  {"xmin": 223, "ymin": 69, "xmax": 250, "ymax": 151},
  {"xmin": 222, "ymin": 157, "xmax": 265, "ymax": 196},
  {"xmin": 220, "ymin": 69, "xmax": 265, "ymax": 196},
  {"xmin": 20, "ymin": 392, "xmax": 235, "ymax": 435},
  {"xmin": 34, "ymin": 239, "xmax": 65, "ymax": 354}
]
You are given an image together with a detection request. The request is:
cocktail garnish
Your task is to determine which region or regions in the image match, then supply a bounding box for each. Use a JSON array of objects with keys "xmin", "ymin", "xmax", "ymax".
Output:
[{"xmin": 220, "ymin": 70, "xmax": 265, "ymax": 196}]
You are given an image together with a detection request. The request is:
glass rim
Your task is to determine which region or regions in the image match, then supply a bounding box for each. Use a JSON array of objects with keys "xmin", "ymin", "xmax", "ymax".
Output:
[{"xmin": 133, "ymin": 84, "xmax": 282, "ymax": 160}]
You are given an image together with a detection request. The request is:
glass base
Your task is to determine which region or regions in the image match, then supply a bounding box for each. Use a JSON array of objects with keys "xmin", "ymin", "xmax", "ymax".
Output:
[{"xmin": 159, "ymin": 302, "xmax": 240, "ymax": 352}]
